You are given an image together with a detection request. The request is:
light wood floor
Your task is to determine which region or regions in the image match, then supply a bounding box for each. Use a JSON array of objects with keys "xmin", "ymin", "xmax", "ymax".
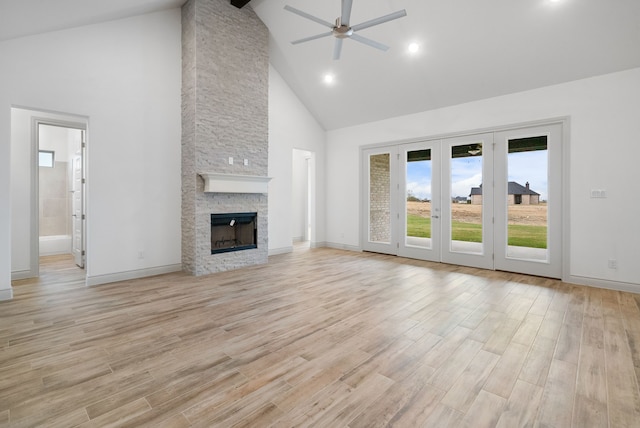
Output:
[{"xmin": 2, "ymin": 248, "xmax": 640, "ymax": 427}]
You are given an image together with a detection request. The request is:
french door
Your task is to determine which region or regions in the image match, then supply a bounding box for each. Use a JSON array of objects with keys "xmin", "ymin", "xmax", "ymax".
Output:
[
  {"xmin": 361, "ymin": 146, "xmax": 399, "ymax": 256},
  {"xmin": 362, "ymin": 123, "xmax": 563, "ymax": 278},
  {"xmin": 493, "ymin": 123, "xmax": 562, "ymax": 278}
]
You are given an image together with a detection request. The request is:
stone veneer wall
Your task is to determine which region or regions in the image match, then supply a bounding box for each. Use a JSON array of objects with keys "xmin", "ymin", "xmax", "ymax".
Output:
[
  {"xmin": 182, "ymin": 0, "xmax": 269, "ymax": 276},
  {"xmin": 369, "ymin": 153, "xmax": 390, "ymax": 242}
]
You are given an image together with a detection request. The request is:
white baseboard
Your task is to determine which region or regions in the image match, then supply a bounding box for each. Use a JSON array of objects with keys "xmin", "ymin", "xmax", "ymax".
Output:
[
  {"xmin": 323, "ymin": 241, "xmax": 362, "ymax": 252},
  {"xmin": 87, "ymin": 264, "xmax": 182, "ymax": 287},
  {"xmin": 268, "ymin": 246, "xmax": 293, "ymax": 256},
  {"xmin": 11, "ymin": 269, "xmax": 36, "ymax": 281},
  {"xmin": 292, "ymin": 236, "xmax": 304, "ymax": 243},
  {"xmin": 0, "ymin": 288, "xmax": 13, "ymax": 301},
  {"xmin": 567, "ymin": 274, "xmax": 640, "ymax": 294}
]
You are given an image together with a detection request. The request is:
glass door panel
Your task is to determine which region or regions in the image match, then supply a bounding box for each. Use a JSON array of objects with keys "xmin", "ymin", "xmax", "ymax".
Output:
[
  {"xmin": 494, "ymin": 123, "xmax": 562, "ymax": 278},
  {"xmin": 507, "ymin": 136, "xmax": 548, "ymax": 261},
  {"xmin": 399, "ymin": 141, "xmax": 440, "ymax": 261},
  {"xmin": 362, "ymin": 147, "xmax": 398, "ymax": 255},
  {"xmin": 369, "ymin": 153, "xmax": 391, "ymax": 244},
  {"xmin": 441, "ymin": 133, "xmax": 494, "ymax": 269}
]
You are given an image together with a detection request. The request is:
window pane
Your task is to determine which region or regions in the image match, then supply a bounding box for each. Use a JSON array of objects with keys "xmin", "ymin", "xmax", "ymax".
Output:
[
  {"xmin": 39, "ymin": 150, "xmax": 54, "ymax": 168},
  {"xmin": 507, "ymin": 136, "xmax": 548, "ymax": 261},
  {"xmin": 406, "ymin": 149, "xmax": 432, "ymax": 248},
  {"xmin": 450, "ymin": 143, "xmax": 483, "ymax": 254}
]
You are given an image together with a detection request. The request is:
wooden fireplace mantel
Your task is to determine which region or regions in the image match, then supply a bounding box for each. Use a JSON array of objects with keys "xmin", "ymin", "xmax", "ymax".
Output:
[{"xmin": 199, "ymin": 173, "xmax": 272, "ymax": 194}]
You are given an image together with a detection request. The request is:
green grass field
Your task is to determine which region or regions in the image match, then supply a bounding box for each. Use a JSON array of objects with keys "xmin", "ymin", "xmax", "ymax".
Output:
[{"xmin": 406, "ymin": 214, "xmax": 547, "ymax": 248}]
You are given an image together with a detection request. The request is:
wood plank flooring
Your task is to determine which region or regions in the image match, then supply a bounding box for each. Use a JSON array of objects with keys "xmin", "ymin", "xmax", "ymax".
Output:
[{"xmin": 2, "ymin": 248, "xmax": 640, "ymax": 427}]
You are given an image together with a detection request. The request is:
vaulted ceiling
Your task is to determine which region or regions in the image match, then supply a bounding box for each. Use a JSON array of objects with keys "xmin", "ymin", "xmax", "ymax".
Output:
[{"xmin": 2, "ymin": 0, "xmax": 639, "ymax": 130}]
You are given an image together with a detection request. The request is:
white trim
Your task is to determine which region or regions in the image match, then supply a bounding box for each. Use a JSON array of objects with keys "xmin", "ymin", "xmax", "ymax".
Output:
[
  {"xmin": 86, "ymin": 264, "xmax": 182, "ymax": 286},
  {"xmin": 561, "ymin": 118, "xmax": 571, "ymax": 284},
  {"xmin": 11, "ymin": 270, "xmax": 33, "ymax": 281},
  {"xmin": 268, "ymin": 246, "xmax": 293, "ymax": 256},
  {"xmin": 567, "ymin": 275, "xmax": 640, "ymax": 294},
  {"xmin": 325, "ymin": 241, "xmax": 361, "ymax": 252},
  {"xmin": 199, "ymin": 173, "xmax": 272, "ymax": 193},
  {"xmin": 310, "ymin": 241, "xmax": 326, "ymax": 249},
  {"xmin": 0, "ymin": 288, "xmax": 13, "ymax": 301}
]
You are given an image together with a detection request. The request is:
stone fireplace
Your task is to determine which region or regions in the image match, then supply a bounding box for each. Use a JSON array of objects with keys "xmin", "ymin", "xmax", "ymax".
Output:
[{"xmin": 181, "ymin": 0, "xmax": 269, "ymax": 276}]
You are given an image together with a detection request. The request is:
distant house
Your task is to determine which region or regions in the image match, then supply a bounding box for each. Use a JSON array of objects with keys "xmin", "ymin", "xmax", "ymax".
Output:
[
  {"xmin": 469, "ymin": 182, "xmax": 540, "ymax": 205},
  {"xmin": 452, "ymin": 196, "xmax": 468, "ymax": 204}
]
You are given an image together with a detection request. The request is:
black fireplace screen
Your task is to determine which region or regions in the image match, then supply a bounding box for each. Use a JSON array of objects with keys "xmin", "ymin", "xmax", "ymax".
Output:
[{"xmin": 211, "ymin": 212, "xmax": 257, "ymax": 254}]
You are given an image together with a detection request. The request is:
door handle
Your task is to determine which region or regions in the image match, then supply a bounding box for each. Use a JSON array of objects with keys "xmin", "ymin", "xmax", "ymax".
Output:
[{"xmin": 432, "ymin": 215, "xmax": 439, "ymax": 219}]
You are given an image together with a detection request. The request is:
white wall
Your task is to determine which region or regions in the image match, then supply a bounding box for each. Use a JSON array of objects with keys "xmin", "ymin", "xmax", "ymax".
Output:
[
  {"xmin": 326, "ymin": 67, "xmax": 640, "ymax": 291},
  {"xmin": 268, "ymin": 65, "xmax": 326, "ymax": 254},
  {"xmin": 1, "ymin": 9, "xmax": 182, "ymax": 291}
]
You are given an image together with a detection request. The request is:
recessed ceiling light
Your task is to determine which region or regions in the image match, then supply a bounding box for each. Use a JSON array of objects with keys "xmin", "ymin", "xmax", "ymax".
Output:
[
  {"xmin": 408, "ymin": 43, "xmax": 420, "ymax": 54},
  {"xmin": 323, "ymin": 74, "xmax": 335, "ymax": 85}
]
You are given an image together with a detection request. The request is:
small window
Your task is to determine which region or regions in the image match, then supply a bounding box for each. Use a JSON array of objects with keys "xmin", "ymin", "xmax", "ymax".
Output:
[{"xmin": 39, "ymin": 150, "xmax": 55, "ymax": 168}]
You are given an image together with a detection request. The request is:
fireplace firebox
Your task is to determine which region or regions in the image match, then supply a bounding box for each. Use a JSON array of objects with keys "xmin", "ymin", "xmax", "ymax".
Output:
[{"xmin": 211, "ymin": 212, "xmax": 257, "ymax": 254}]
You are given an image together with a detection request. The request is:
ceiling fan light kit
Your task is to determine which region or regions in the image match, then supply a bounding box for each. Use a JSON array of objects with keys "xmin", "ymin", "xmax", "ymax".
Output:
[{"xmin": 284, "ymin": 0, "xmax": 407, "ymax": 60}]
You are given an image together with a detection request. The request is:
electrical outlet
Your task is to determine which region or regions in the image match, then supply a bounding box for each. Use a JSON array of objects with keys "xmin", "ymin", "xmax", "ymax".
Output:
[
  {"xmin": 138, "ymin": 250, "xmax": 144, "ymax": 259},
  {"xmin": 608, "ymin": 259, "xmax": 617, "ymax": 269},
  {"xmin": 228, "ymin": 157, "xmax": 233, "ymax": 165}
]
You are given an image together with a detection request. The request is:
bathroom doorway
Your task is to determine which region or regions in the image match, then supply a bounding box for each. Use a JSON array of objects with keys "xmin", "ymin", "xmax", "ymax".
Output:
[{"xmin": 37, "ymin": 122, "xmax": 86, "ymax": 269}]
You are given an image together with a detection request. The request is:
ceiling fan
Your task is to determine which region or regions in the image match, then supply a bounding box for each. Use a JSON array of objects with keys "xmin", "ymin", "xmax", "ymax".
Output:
[{"xmin": 284, "ymin": 0, "xmax": 407, "ymax": 60}]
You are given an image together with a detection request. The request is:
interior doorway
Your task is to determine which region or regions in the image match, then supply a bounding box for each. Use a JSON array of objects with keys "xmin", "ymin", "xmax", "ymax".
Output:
[
  {"xmin": 10, "ymin": 108, "xmax": 88, "ymax": 282},
  {"xmin": 292, "ymin": 148, "xmax": 315, "ymax": 248},
  {"xmin": 37, "ymin": 121, "xmax": 86, "ymax": 273},
  {"xmin": 361, "ymin": 121, "xmax": 565, "ymax": 279}
]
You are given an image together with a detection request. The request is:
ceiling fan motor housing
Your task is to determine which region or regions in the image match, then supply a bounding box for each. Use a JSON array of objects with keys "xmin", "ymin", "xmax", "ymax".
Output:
[{"xmin": 333, "ymin": 25, "xmax": 353, "ymax": 38}]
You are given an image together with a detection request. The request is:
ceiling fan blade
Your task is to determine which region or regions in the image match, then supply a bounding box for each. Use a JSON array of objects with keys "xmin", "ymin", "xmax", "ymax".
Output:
[
  {"xmin": 341, "ymin": 0, "xmax": 353, "ymax": 26},
  {"xmin": 291, "ymin": 31, "xmax": 334, "ymax": 45},
  {"xmin": 351, "ymin": 9, "xmax": 407, "ymax": 32},
  {"xmin": 284, "ymin": 5, "xmax": 334, "ymax": 29},
  {"xmin": 349, "ymin": 33, "xmax": 389, "ymax": 51},
  {"xmin": 333, "ymin": 38, "xmax": 343, "ymax": 60}
]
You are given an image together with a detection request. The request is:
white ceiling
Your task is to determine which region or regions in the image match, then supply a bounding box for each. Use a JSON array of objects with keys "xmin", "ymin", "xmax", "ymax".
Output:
[
  {"xmin": 0, "ymin": 0, "xmax": 186, "ymax": 41},
  {"xmin": 2, "ymin": 0, "xmax": 639, "ymax": 130}
]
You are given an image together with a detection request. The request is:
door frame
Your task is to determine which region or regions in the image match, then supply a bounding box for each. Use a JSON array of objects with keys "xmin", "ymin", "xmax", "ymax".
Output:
[
  {"xmin": 361, "ymin": 146, "xmax": 400, "ymax": 255},
  {"xmin": 398, "ymin": 139, "xmax": 441, "ymax": 262},
  {"xmin": 493, "ymin": 122, "xmax": 564, "ymax": 278},
  {"xmin": 31, "ymin": 117, "xmax": 87, "ymax": 277},
  {"xmin": 359, "ymin": 117, "xmax": 570, "ymax": 281},
  {"xmin": 440, "ymin": 132, "xmax": 495, "ymax": 270}
]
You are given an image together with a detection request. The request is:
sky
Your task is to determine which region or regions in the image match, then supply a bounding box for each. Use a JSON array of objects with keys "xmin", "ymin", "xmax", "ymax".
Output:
[{"xmin": 406, "ymin": 150, "xmax": 548, "ymax": 201}]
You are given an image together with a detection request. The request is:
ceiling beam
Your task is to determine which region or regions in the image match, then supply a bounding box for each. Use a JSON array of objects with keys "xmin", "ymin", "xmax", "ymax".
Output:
[{"xmin": 230, "ymin": 0, "xmax": 251, "ymax": 8}]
